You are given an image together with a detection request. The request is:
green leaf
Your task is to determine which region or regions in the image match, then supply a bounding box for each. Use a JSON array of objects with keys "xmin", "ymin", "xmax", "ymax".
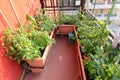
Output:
[{"xmin": 26, "ymin": 15, "xmax": 37, "ymax": 25}]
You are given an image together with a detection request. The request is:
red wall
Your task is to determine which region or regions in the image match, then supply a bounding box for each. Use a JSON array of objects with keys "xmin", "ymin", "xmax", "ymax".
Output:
[{"xmin": 0, "ymin": 0, "xmax": 41, "ymax": 80}]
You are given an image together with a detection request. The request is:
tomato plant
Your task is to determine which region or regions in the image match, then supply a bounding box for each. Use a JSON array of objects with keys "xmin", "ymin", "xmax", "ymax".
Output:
[
  {"xmin": 77, "ymin": 13, "xmax": 120, "ymax": 79},
  {"xmin": 3, "ymin": 23, "xmax": 55, "ymax": 64},
  {"xmin": 27, "ymin": 8, "xmax": 57, "ymax": 33}
]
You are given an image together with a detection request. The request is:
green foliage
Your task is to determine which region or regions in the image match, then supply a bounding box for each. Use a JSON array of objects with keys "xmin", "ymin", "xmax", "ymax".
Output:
[
  {"xmin": 77, "ymin": 22, "xmax": 109, "ymax": 54},
  {"xmin": 58, "ymin": 13, "xmax": 78, "ymax": 25},
  {"xmin": 3, "ymin": 24, "xmax": 55, "ymax": 64},
  {"xmin": 26, "ymin": 14, "xmax": 37, "ymax": 26},
  {"xmin": 84, "ymin": 52, "xmax": 120, "ymax": 79},
  {"xmin": 59, "ymin": 12, "xmax": 120, "ymax": 79},
  {"xmin": 3, "ymin": 9, "xmax": 56, "ymax": 64},
  {"xmin": 58, "ymin": 12, "xmax": 95, "ymax": 27},
  {"xmin": 33, "ymin": 9, "xmax": 57, "ymax": 33},
  {"xmin": 76, "ymin": 13, "xmax": 120, "ymax": 79}
]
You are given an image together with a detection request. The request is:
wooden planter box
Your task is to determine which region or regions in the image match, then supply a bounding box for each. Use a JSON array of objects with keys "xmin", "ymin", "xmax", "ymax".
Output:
[
  {"xmin": 57, "ymin": 25, "xmax": 86, "ymax": 80},
  {"xmin": 25, "ymin": 45, "xmax": 51, "ymax": 68},
  {"xmin": 24, "ymin": 30, "xmax": 56, "ymax": 73},
  {"xmin": 57, "ymin": 25, "xmax": 75, "ymax": 35}
]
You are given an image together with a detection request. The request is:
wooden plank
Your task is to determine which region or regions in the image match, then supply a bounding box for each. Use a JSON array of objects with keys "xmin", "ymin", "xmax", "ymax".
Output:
[
  {"xmin": 62, "ymin": 0, "xmax": 64, "ymax": 7},
  {"xmin": 56, "ymin": 0, "xmax": 58, "ymax": 7},
  {"xmin": 50, "ymin": 0, "xmax": 53, "ymax": 7},
  {"xmin": 44, "ymin": 0, "xmax": 47, "ymax": 7},
  {"xmin": 68, "ymin": 0, "xmax": 70, "ymax": 6}
]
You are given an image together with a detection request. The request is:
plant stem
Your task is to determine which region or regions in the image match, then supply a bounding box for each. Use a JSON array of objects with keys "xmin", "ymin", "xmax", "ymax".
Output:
[
  {"xmin": 106, "ymin": 0, "xmax": 117, "ymax": 25},
  {"xmin": 92, "ymin": 0, "xmax": 96, "ymax": 14}
]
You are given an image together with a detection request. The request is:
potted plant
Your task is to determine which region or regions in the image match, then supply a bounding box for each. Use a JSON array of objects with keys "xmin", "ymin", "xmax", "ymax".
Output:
[
  {"xmin": 77, "ymin": 14, "xmax": 120, "ymax": 79},
  {"xmin": 58, "ymin": 13, "xmax": 78, "ymax": 25},
  {"xmin": 58, "ymin": 11, "xmax": 120, "ymax": 79},
  {"xmin": 3, "ymin": 23, "xmax": 55, "ymax": 65},
  {"xmin": 33, "ymin": 8, "xmax": 57, "ymax": 33},
  {"xmin": 3, "ymin": 12, "xmax": 56, "ymax": 72},
  {"xmin": 57, "ymin": 12, "xmax": 88, "ymax": 34}
]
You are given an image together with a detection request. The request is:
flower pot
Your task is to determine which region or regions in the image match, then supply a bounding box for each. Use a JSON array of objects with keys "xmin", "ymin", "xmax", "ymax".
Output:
[
  {"xmin": 24, "ymin": 30, "xmax": 55, "ymax": 72},
  {"xmin": 25, "ymin": 45, "xmax": 51, "ymax": 68}
]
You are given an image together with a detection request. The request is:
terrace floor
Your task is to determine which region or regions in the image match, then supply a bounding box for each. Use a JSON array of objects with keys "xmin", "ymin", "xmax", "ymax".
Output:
[{"xmin": 23, "ymin": 35, "xmax": 82, "ymax": 80}]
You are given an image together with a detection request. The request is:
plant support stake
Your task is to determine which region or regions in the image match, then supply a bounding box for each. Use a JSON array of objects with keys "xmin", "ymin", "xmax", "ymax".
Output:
[
  {"xmin": 92, "ymin": 0, "xmax": 96, "ymax": 14},
  {"xmin": 106, "ymin": 0, "xmax": 117, "ymax": 25}
]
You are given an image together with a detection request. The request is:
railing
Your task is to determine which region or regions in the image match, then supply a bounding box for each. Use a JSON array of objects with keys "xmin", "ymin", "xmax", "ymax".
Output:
[
  {"xmin": 43, "ymin": 0, "xmax": 80, "ymax": 11},
  {"xmin": 84, "ymin": 8, "xmax": 120, "ymax": 49}
]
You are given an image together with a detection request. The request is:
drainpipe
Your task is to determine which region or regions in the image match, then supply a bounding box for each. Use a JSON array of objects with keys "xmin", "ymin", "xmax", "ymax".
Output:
[
  {"xmin": 0, "ymin": 10, "xmax": 14, "ymax": 30},
  {"xmin": 9, "ymin": 0, "xmax": 20, "ymax": 23}
]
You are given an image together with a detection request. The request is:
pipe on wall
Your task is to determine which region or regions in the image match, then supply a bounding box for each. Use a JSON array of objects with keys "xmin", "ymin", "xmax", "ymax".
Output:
[
  {"xmin": 0, "ymin": 10, "xmax": 13, "ymax": 29},
  {"xmin": 9, "ymin": 0, "xmax": 20, "ymax": 23}
]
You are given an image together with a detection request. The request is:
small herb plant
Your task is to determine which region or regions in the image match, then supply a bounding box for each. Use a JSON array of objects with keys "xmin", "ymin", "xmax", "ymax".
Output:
[{"xmin": 3, "ymin": 23, "xmax": 55, "ymax": 64}]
